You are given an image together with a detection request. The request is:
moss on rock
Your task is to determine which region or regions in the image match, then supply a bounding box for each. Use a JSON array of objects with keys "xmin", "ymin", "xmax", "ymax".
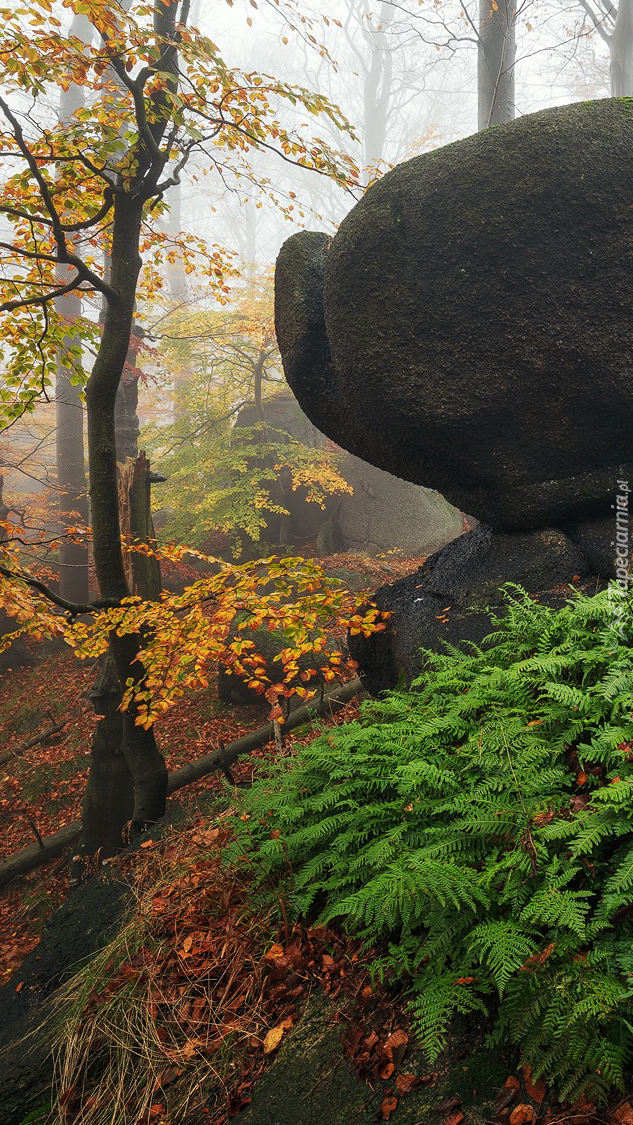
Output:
[{"xmin": 276, "ymin": 99, "xmax": 633, "ymax": 530}]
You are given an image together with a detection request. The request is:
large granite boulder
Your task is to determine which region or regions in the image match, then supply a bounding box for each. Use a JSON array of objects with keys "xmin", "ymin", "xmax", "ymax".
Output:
[
  {"xmin": 275, "ymin": 99, "xmax": 633, "ymax": 531},
  {"xmin": 347, "ymin": 524, "xmax": 589, "ymax": 696}
]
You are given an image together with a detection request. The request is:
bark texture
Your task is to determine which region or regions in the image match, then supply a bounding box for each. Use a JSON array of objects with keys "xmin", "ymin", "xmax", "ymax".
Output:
[
  {"xmin": 478, "ymin": 0, "xmax": 516, "ymax": 129},
  {"xmin": 84, "ymin": 197, "xmax": 167, "ymax": 854}
]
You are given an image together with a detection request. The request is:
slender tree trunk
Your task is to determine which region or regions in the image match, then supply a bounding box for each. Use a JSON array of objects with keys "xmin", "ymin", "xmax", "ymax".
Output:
[
  {"xmin": 82, "ymin": 454, "xmax": 162, "ymax": 853},
  {"xmin": 55, "ymin": 306, "xmax": 89, "ymax": 604},
  {"xmin": 478, "ymin": 0, "xmax": 516, "ymax": 129},
  {"xmin": 610, "ymin": 0, "xmax": 633, "ymax": 95},
  {"xmin": 362, "ymin": 1, "xmax": 393, "ymax": 177},
  {"xmin": 159, "ymin": 181, "xmax": 190, "ymax": 421},
  {"xmin": 84, "ymin": 195, "xmax": 167, "ymax": 854},
  {"xmin": 114, "ymin": 326, "xmax": 142, "ymax": 461},
  {"xmin": 0, "ymin": 476, "xmax": 35, "ymax": 673},
  {"xmin": 253, "ymin": 352, "xmax": 291, "ymax": 546},
  {"xmin": 130, "ymin": 452, "xmax": 162, "ymax": 600},
  {"xmin": 164, "ymin": 181, "xmax": 188, "ymax": 304},
  {"xmin": 55, "ymin": 14, "xmax": 91, "ymax": 604}
]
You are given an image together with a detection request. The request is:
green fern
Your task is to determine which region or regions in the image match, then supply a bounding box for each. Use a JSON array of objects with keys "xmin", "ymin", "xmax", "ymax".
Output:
[{"xmin": 228, "ymin": 584, "xmax": 633, "ymax": 1100}]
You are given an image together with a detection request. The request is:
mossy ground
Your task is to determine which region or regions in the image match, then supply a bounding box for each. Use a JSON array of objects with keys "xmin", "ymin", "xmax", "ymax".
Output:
[{"xmin": 240, "ymin": 995, "xmax": 509, "ymax": 1125}]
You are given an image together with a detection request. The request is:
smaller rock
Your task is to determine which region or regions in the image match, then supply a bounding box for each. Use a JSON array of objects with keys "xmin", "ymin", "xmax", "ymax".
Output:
[
  {"xmin": 348, "ymin": 524, "xmax": 589, "ymax": 696},
  {"xmin": 336, "ymin": 453, "xmax": 465, "ymax": 559}
]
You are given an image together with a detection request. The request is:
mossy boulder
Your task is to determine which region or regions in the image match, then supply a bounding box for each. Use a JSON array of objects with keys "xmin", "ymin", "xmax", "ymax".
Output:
[
  {"xmin": 240, "ymin": 993, "xmax": 510, "ymax": 1125},
  {"xmin": 275, "ymin": 99, "xmax": 633, "ymax": 531}
]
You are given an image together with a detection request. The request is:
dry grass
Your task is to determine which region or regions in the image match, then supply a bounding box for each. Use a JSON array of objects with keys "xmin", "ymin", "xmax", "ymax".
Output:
[{"xmin": 50, "ymin": 818, "xmax": 277, "ymax": 1125}]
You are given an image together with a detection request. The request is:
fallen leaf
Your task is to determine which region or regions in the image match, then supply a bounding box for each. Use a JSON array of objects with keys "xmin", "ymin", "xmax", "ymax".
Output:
[
  {"xmin": 263, "ymin": 1024, "xmax": 286, "ymax": 1054},
  {"xmin": 496, "ymin": 1087, "xmax": 519, "ymax": 1113},
  {"xmin": 396, "ymin": 1073, "xmax": 420, "ymax": 1095},
  {"xmin": 379, "ymin": 1062, "xmax": 395, "ymax": 1079},
  {"xmin": 510, "ymin": 1104, "xmax": 536, "ymax": 1125},
  {"xmin": 228, "ymin": 1095, "xmax": 252, "ymax": 1117},
  {"xmin": 380, "ymin": 1095, "xmax": 398, "ymax": 1120},
  {"xmin": 384, "ymin": 1029, "xmax": 408, "ymax": 1051},
  {"xmin": 612, "ymin": 1104, "xmax": 633, "ymax": 1125},
  {"xmin": 522, "ymin": 1065, "xmax": 546, "ymax": 1106},
  {"xmin": 438, "ymin": 1096, "xmax": 462, "ymax": 1116},
  {"xmin": 445, "ymin": 1114, "xmax": 464, "ymax": 1125}
]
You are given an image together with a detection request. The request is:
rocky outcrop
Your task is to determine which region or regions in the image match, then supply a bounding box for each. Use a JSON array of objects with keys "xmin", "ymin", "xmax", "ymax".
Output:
[
  {"xmin": 347, "ymin": 523, "xmax": 590, "ymax": 696},
  {"xmin": 337, "ymin": 453, "xmax": 464, "ymax": 558},
  {"xmin": 275, "ymin": 99, "xmax": 633, "ymax": 531}
]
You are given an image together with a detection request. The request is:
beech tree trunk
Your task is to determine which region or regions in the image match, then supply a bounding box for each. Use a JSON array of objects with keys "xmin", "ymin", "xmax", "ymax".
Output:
[
  {"xmin": 253, "ymin": 352, "xmax": 292, "ymax": 547},
  {"xmin": 478, "ymin": 0, "xmax": 516, "ymax": 129},
  {"xmin": 55, "ymin": 309, "xmax": 90, "ymax": 605},
  {"xmin": 362, "ymin": 1, "xmax": 393, "ymax": 177},
  {"xmin": 610, "ymin": 0, "xmax": 633, "ymax": 94},
  {"xmin": 82, "ymin": 451, "xmax": 163, "ymax": 854},
  {"xmin": 83, "ymin": 195, "xmax": 168, "ymax": 855},
  {"xmin": 82, "ymin": 653, "xmax": 132, "ymax": 855}
]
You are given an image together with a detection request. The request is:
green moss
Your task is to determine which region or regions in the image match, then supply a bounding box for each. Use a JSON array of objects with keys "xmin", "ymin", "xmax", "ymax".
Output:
[
  {"xmin": 19, "ymin": 1104, "xmax": 50, "ymax": 1124},
  {"xmin": 239, "ymin": 995, "xmax": 507, "ymax": 1125}
]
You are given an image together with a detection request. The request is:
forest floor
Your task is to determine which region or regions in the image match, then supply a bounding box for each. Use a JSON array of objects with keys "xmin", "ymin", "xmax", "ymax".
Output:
[
  {"xmin": 0, "ymin": 551, "xmax": 420, "ymax": 986},
  {"xmin": 1, "ymin": 552, "xmax": 629, "ymax": 1125}
]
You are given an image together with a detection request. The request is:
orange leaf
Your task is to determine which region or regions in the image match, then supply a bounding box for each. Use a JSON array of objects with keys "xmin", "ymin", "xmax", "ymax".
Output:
[
  {"xmin": 396, "ymin": 1073, "xmax": 420, "ymax": 1095},
  {"xmin": 384, "ymin": 1029, "xmax": 408, "ymax": 1051},
  {"xmin": 612, "ymin": 1104, "xmax": 633, "ymax": 1125},
  {"xmin": 380, "ymin": 1096, "xmax": 398, "ymax": 1120},
  {"xmin": 510, "ymin": 1105, "xmax": 536, "ymax": 1125},
  {"xmin": 522, "ymin": 1065, "xmax": 546, "ymax": 1106}
]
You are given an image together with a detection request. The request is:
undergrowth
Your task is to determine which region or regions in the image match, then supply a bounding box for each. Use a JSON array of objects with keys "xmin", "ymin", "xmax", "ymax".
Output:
[
  {"xmin": 50, "ymin": 822, "xmax": 272, "ymax": 1125},
  {"xmin": 229, "ymin": 584, "xmax": 633, "ymax": 1102}
]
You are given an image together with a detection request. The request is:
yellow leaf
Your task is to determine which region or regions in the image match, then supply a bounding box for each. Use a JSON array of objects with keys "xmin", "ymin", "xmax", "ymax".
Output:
[{"xmin": 263, "ymin": 1024, "xmax": 286, "ymax": 1053}]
